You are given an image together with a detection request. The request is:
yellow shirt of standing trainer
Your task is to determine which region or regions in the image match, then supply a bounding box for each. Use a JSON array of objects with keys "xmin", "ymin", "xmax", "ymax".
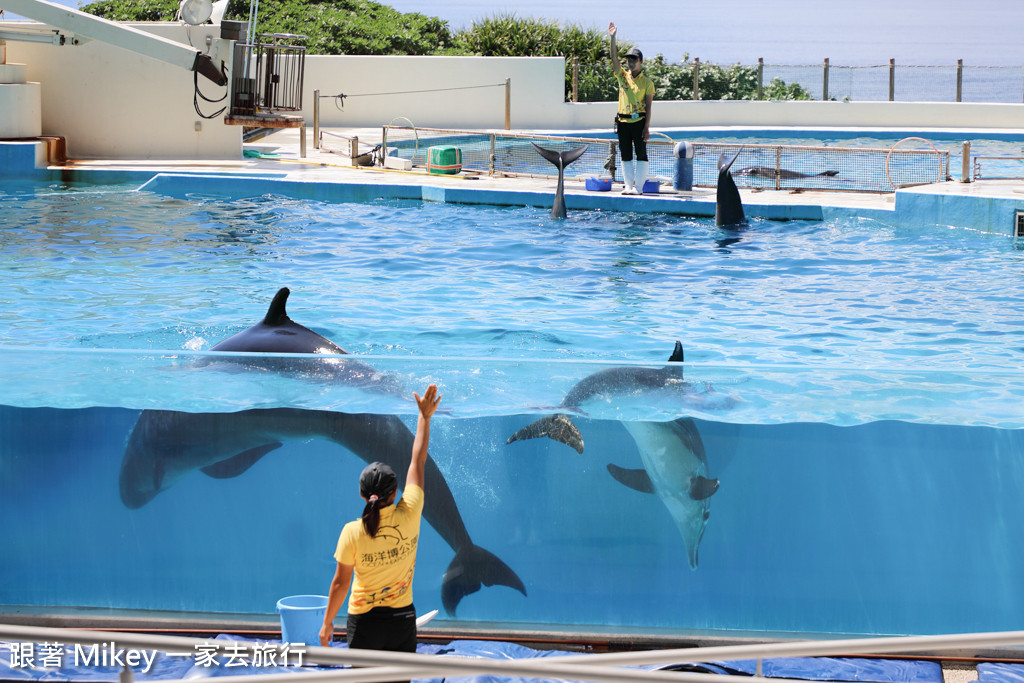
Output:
[
  {"xmin": 335, "ymin": 484, "xmax": 424, "ymax": 614},
  {"xmin": 614, "ymin": 67, "xmax": 655, "ymax": 121}
]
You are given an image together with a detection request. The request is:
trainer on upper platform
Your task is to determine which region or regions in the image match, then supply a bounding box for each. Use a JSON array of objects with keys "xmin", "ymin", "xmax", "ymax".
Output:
[{"xmin": 609, "ymin": 21, "xmax": 655, "ymax": 195}]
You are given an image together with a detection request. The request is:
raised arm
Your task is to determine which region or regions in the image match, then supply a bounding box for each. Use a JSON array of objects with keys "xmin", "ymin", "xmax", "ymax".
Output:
[
  {"xmin": 406, "ymin": 384, "xmax": 441, "ymax": 490},
  {"xmin": 608, "ymin": 22, "xmax": 621, "ymax": 75}
]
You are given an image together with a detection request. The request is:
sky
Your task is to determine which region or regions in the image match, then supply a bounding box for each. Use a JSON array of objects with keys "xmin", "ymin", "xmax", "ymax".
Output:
[{"xmin": 4, "ymin": 0, "xmax": 1023, "ymax": 66}]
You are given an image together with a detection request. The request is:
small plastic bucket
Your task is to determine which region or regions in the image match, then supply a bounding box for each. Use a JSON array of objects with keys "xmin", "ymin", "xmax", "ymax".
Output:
[{"xmin": 277, "ymin": 594, "xmax": 328, "ymax": 646}]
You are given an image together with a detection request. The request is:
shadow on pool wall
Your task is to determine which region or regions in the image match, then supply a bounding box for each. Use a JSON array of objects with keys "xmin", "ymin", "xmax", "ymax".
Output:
[{"xmin": 2, "ymin": 404, "xmax": 1023, "ymax": 637}]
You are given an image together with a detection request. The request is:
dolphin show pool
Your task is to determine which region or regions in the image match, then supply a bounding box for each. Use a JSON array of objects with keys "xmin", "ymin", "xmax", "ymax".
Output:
[{"xmin": 2, "ymin": 175, "xmax": 1024, "ymax": 640}]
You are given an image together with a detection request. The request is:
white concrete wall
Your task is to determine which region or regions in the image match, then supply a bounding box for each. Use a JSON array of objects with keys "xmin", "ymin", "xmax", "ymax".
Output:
[
  {"xmin": 3, "ymin": 19, "xmax": 1023, "ymax": 161},
  {"xmin": 302, "ymin": 55, "xmax": 565, "ymax": 130},
  {"xmin": 2, "ymin": 21, "xmax": 240, "ymax": 159}
]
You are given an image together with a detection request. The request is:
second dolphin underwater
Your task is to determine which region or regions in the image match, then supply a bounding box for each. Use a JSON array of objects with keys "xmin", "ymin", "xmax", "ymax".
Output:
[
  {"xmin": 506, "ymin": 341, "xmax": 720, "ymax": 569},
  {"xmin": 118, "ymin": 287, "xmax": 525, "ymax": 615}
]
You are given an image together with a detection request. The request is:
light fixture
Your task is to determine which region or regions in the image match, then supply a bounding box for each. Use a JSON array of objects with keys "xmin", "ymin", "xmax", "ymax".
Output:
[{"xmin": 178, "ymin": 0, "xmax": 213, "ymax": 25}]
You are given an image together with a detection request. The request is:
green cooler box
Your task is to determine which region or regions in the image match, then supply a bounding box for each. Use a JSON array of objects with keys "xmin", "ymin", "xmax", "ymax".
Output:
[{"xmin": 427, "ymin": 146, "xmax": 462, "ymax": 174}]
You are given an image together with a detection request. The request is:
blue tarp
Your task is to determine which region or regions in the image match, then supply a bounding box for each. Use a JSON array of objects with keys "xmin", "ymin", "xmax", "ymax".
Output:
[
  {"xmin": 978, "ymin": 663, "xmax": 1024, "ymax": 683},
  {"xmin": 2, "ymin": 636, "xmax": 945, "ymax": 683}
]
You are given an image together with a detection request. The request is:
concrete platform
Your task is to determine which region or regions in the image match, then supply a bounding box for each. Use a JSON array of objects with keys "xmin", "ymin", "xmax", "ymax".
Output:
[{"xmin": 8, "ymin": 127, "xmax": 1024, "ymax": 237}]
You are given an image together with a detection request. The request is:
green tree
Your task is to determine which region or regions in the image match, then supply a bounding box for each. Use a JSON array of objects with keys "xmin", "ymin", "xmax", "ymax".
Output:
[
  {"xmin": 451, "ymin": 14, "xmax": 617, "ymax": 100},
  {"xmin": 79, "ymin": 0, "xmax": 812, "ymax": 100},
  {"xmin": 83, "ymin": 0, "xmax": 454, "ymax": 55}
]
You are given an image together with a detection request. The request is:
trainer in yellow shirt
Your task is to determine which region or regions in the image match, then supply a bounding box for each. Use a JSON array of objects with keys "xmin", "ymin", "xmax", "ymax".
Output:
[
  {"xmin": 320, "ymin": 384, "xmax": 441, "ymax": 653},
  {"xmin": 609, "ymin": 21, "xmax": 655, "ymax": 195}
]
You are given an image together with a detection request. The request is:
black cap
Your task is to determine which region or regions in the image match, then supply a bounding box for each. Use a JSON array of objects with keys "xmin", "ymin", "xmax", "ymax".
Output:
[
  {"xmin": 625, "ymin": 47, "xmax": 643, "ymax": 61},
  {"xmin": 359, "ymin": 462, "xmax": 397, "ymax": 500}
]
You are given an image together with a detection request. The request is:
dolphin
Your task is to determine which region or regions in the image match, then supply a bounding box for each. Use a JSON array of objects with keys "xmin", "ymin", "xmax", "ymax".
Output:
[
  {"xmin": 531, "ymin": 142, "xmax": 589, "ymax": 219},
  {"xmin": 715, "ymin": 149, "xmax": 746, "ymax": 227},
  {"xmin": 205, "ymin": 287, "xmax": 404, "ymax": 394},
  {"xmin": 119, "ymin": 288, "xmax": 526, "ymax": 615},
  {"xmin": 506, "ymin": 342, "xmax": 719, "ymax": 569},
  {"xmin": 737, "ymin": 166, "xmax": 839, "ymax": 180}
]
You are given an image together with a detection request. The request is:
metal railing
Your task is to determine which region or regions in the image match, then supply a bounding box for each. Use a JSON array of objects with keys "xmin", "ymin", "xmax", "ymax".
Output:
[
  {"xmin": 973, "ymin": 155, "xmax": 1024, "ymax": 180},
  {"xmin": 380, "ymin": 126, "xmax": 951, "ymax": 193},
  {"xmin": 4, "ymin": 623, "xmax": 1024, "ymax": 683},
  {"xmin": 569, "ymin": 59, "xmax": 1024, "ymax": 103}
]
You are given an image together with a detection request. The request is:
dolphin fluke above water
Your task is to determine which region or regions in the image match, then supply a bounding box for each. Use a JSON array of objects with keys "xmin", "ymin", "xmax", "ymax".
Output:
[
  {"xmin": 531, "ymin": 142, "xmax": 589, "ymax": 219},
  {"xmin": 505, "ymin": 341, "xmax": 720, "ymax": 568},
  {"xmin": 120, "ymin": 288, "xmax": 526, "ymax": 614},
  {"xmin": 715, "ymin": 150, "xmax": 746, "ymax": 227}
]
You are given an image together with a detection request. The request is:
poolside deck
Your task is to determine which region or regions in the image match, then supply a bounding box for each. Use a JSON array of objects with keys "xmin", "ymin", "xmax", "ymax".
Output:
[{"xmin": 12, "ymin": 126, "xmax": 1024, "ymax": 236}]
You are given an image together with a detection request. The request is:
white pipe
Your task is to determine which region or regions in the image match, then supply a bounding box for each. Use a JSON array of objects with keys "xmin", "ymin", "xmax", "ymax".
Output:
[{"xmin": 2, "ymin": 624, "xmax": 1024, "ymax": 683}]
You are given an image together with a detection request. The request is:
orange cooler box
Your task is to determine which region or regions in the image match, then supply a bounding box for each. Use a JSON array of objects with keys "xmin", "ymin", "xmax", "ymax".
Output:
[{"xmin": 427, "ymin": 146, "xmax": 462, "ymax": 174}]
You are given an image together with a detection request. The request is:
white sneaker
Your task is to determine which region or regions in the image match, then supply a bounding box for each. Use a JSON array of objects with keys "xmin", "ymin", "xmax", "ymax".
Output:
[{"xmin": 621, "ymin": 185, "xmax": 635, "ymax": 194}]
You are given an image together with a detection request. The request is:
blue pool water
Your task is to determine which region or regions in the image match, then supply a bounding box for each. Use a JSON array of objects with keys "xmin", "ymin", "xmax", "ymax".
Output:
[{"xmin": 2, "ymin": 179, "xmax": 1024, "ymax": 637}]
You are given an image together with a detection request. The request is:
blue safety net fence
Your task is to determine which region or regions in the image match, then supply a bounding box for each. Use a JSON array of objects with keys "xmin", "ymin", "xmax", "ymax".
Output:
[{"xmin": 2, "ymin": 635, "xmax": 946, "ymax": 683}]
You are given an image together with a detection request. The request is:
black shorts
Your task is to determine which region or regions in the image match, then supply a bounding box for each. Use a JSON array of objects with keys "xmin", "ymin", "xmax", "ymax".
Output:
[{"xmin": 347, "ymin": 604, "xmax": 417, "ymax": 653}]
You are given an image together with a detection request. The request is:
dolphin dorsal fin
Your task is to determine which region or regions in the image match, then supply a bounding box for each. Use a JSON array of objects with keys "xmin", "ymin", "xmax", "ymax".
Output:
[
  {"xmin": 689, "ymin": 475, "xmax": 720, "ymax": 500},
  {"xmin": 262, "ymin": 288, "xmax": 292, "ymax": 326},
  {"xmin": 668, "ymin": 341, "xmax": 684, "ymax": 363}
]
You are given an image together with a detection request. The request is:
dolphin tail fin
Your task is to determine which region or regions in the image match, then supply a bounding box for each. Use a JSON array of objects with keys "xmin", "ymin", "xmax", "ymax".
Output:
[
  {"xmin": 531, "ymin": 142, "xmax": 590, "ymax": 170},
  {"xmin": 506, "ymin": 413, "xmax": 584, "ymax": 454},
  {"xmin": 442, "ymin": 544, "xmax": 527, "ymax": 615},
  {"xmin": 715, "ymin": 149, "xmax": 746, "ymax": 227},
  {"xmin": 718, "ymin": 149, "xmax": 743, "ymax": 175}
]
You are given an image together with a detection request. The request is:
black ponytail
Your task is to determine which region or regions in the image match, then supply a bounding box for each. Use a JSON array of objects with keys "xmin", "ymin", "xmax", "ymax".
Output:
[
  {"xmin": 358, "ymin": 462, "xmax": 397, "ymax": 537},
  {"xmin": 361, "ymin": 495, "xmax": 384, "ymax": 537}
]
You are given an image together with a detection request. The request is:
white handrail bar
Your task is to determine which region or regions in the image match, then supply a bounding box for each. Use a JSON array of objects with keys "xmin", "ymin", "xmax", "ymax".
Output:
[{"xmin": 3, "ymin": 624, "xmax": 1024, "ymax": 683}]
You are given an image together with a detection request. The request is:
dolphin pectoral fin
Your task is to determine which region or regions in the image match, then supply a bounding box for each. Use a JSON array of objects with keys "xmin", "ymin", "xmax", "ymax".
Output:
[
  {"xmin": 689, "ymin": 475, "xmax": 720, "ymax": 500},
  {"xmin": 506, "ymin": 414, "xmax": 584, "ymax": 454},
  {"xmin": 606, "ymin": 464, "xmax": 656, "ymax": 494},
  {"xmin": 200, "ymin": 443, "xmax": 282, "ymax": 479},
  {"xmin": 441, "ymin": 544, "xmax": 527, "ymax": 616}
]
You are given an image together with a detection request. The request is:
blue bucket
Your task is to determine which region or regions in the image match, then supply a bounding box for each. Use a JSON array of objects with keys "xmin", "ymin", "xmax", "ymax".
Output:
[{"xmin": 277, "ymin": 594, "xmax": 328, "ymax": 646}]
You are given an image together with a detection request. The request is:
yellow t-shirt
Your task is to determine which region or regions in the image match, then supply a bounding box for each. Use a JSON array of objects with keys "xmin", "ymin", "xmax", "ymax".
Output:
[
  {"xmin": 614, "ymin": 67, "xmax": 655, "ymax": 121},
  {"xmin": 335, "ymin": 484, "xmax": 424, "ymax": 615}
]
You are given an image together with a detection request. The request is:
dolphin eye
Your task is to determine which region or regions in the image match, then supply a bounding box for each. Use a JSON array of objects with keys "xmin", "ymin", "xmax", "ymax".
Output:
[{"xmin": 703, "ymin": 510, "xmax": 710, "ymax": 521}]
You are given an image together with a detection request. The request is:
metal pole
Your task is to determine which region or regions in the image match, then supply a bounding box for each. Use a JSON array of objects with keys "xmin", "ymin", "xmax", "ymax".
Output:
[
  {"xmin": 757, "ymin": 57, "xmax": 763, "ymax": 100},
  {"xmin": 774, "ymin": 146, "xmax": 781, "ymax": 190},
  {"xmin": 956, "ymin": 59, "xmax": 963, "ymax": 102},
  {"xmin": 692, "ymin": 58, "xmax": 700, "ymax": 100},
  {"xmin": 889, "ymin": 58, "xmax": 895, "ymax": 101},
  {"xmin": 489, "ymin": 134, "xmax": 496, "ymax": 175},
  {"xmin": 313, "ymin": 88, "xmax": 320, "ymax": 149},
  {"xmin": 961, "ymin": 140, "xmax": 971, "ymax": 183},
  {"xmin": 572, "ymin": 57, "xmax": 578, "ymax": 102},
  {"xmin": 504, "ymin": 77, "xmax": 511, "ymax": 130},
  {"xmin": 823, "ymin": 57, "xmax": 829, "ymax": 101}
]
